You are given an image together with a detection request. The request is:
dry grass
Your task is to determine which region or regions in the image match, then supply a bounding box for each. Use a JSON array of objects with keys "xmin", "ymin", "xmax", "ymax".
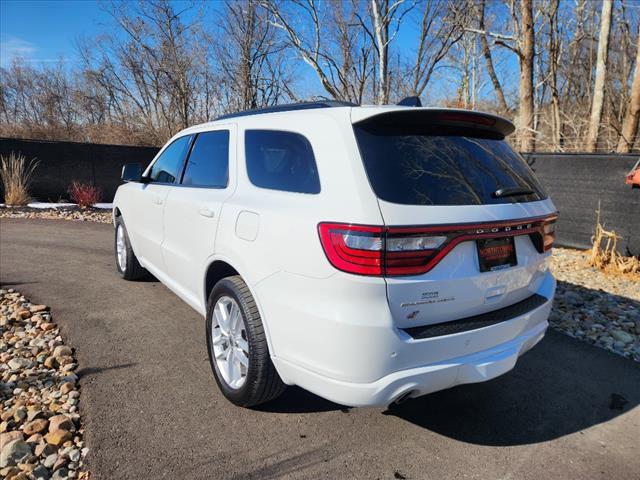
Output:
[
  {"xmin": 588, "ymin": 208, "xmax": 640, "ymax": 276},
  {"xmin": 0, "ymin": 151, "xmax": 39, "ymax": 206}
]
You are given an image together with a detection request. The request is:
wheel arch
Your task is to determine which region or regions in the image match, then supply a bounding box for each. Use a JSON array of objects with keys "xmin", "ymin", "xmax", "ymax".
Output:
[
  {"xmin": 112, "ymin": 206, "xmax": 121, "ymax": 225},
  {"xmin": 203, "ymin": 257, "xmax": 278, "ymax": 360}
]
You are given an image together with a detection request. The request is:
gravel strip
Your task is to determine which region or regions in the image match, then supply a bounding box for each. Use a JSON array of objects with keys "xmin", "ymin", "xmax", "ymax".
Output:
[
  {"xmin": 0, "ymin": 289, "xmax": 88, "ymax": 480},
  {"xmin": 0, "ymin": 207, "xmax": 111, "ymax": 224},
  {"xmin": 550, "ymin": 248, "xmax": 640, "ymax": 362}
]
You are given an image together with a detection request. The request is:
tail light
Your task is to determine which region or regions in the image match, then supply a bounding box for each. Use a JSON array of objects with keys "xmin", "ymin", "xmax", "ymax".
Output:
[
  {"xmin": 317, "ymin": 224, "xmax": 384, "ymax": 276},
  {"xmin": 318, "ymin": 214, "xmax": 558, "ymax": 277},
  {"xmin": 542, "ymin": 217, "xmax": 556, "ymax": 252}
]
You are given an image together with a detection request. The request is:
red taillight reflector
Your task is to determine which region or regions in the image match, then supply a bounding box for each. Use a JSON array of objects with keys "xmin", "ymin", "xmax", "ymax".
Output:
[
  {"xmin": 542, "ymin": 218, "xmax": 557, "ymax": 252},
  {"xmin": 318, "ymin": 223, "xmax": 384, "ymax": 275},
  {"xmin": 318, "ymin": 223, "xmax": 444, "ymax": 276}
]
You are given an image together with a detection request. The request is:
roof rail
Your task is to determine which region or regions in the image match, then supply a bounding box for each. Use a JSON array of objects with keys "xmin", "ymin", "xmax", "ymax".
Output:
[{"xmin": 215, "ymin": 100, "xmax": 358, "ymax": 121}]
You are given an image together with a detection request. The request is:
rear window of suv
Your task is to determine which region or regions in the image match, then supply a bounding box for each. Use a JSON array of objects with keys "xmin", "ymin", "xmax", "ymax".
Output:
[
  {"xmin": 354, "ymin": 116, "xmax": 546, "ymax": 206},
  {"xmin": 245, "ymin": 130, "xmax": 320, "ymax": 194}
]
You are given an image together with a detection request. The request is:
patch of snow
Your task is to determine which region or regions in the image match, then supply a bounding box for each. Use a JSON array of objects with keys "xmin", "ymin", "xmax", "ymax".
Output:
[
  {"xmin": 28, "ymin": 202, "xmax": 75, "ymax": 209},
  {"xmin": 3, "ymin": 202, "xmax": 114, "ymax": 209}
]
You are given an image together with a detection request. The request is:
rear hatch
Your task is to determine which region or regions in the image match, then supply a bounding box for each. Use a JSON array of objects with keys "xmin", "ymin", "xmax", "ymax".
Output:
[{"xmin": 352, "ymin": 108, "xmax": 557, "ymax": 329}]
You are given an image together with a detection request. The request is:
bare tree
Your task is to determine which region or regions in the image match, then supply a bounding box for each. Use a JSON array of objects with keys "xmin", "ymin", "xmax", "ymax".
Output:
[
  {"xmin": 543, "ymin": 0, "xmax": 562, "ymax": 150},
  {"xmin": 1, "ymin": 0, "xmax": 638, "ymax": 153},
  {"xmin": 516, "ymin": 0, "xmax": 536, "ymax": 152},
  {"xmin": 474, "ymin": 0, "xmax": 509, "ymax": 113},
  {"xmin": 366, "ymin": 0, "xmax": 417, "ymax": 104},
  {"xmin": 586, "ymin": 0, "xmax": 613, "ymax": 152},
  {"xmin": 216, "ymin": 0, "xmax": 291, "ymax": 112},
  {"xmin": 408, "ymin": 0, "xmax": 465, "ymax": 98},
  {"xmin": 470, "ymin": 0, "xmax": 536, "ymax": 150},
  {"xmin": 617, "ymin": 24, "xmax": 640, "ymax": 153},
  {"xmin": 262, "ymin": 0, "xmax": 372, "ymax": 103},
  {"xmin": 77, "ymin": 0, "xmax": 213, "ymax": 143}
]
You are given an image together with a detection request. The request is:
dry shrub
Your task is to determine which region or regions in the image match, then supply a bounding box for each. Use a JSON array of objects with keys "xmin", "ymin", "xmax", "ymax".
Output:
[
  {"xmin": 0, "ymin": 151, "xmax": 39, "ymax": 206},
  {"xmin": 589, "ymin": 208, "xmax": 640, "ymax": 276},
  {"xmin": 68, "ymin": 181, "xmax": 103, "ymax": 208}
]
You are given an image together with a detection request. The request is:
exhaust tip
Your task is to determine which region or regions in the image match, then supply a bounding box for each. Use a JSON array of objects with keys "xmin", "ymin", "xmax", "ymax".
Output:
[{"xmin": 393, "ymin": 390, "xmax": 417, "ymax": 405}]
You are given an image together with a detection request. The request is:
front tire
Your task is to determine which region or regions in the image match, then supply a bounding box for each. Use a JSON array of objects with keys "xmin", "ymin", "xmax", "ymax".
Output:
[
  {"xmin": 206, "ymin": 276, "xmax": 285, "ymax": 407},
  {"xmin": 114, "ymin": 216, "xmax": 148, "ymax": 281}
]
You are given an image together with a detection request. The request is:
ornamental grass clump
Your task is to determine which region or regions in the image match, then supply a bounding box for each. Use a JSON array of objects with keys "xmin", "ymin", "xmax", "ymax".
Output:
[
  {"xmin": 589, "ymin": 207, "xmax": 640, "ymax": 276},
  {"xmin": 68, "ymin": 181, "xmax": 103, "ymax": 208},
  {"xmin": 0, "ymin": 151, "xmax": 39, "ymax": 206}
]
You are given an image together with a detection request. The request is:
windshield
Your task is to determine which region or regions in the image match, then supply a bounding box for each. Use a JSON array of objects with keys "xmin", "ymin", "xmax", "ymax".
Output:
[{"xmin": 354, "ymin": 122, "xmax": 547, "ymax": 206}]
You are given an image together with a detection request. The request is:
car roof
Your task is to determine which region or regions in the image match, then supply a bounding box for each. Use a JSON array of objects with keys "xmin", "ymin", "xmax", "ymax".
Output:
[{"xmin": 178, "ymin": 103, "xmax": 515, "ymax": 137}]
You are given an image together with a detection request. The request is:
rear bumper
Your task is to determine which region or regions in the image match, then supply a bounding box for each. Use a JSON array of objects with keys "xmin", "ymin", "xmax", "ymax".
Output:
[{"xmin": 271, "ymin": 293, "xmax": 552, "ymax": 407}]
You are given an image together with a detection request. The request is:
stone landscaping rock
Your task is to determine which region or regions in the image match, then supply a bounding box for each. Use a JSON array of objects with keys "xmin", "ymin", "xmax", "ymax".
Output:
[
  {"xmin": 0, "ymin": 290, "xmax": 88, "ymax": 478},
  {"xmin": 59, "ymin": 382, "xmax": 74, "ymax": 395},
  {"xmin": 43, "ymin": 454, "xmax": 57, "ymax": 469},
  {"xmin": 45, "ymin": 430, "xmax": 72, "ymax": 446},
  {"xmin": 51, "ymin": 467, "xmax": 70, "ymax": 480},
  {"xmin": 611, "ymin": 330, "xmax": 634, "ymax": 344},
  {"xmin": 1, "ymin": 431, "xmax": 24, "ymax": 445},
  {"xmin": 550, "ymin": 248, "xmax": 640, "ymax": 362},
  {"xmin": 8, "ymin": 357, "xmax": 32, "ymax": 371},
  {"xmin": 52, "ymin": 346, "xmax": 72, "ymax": 359},
  {"xmin": 32, "ymin": 464, "xmax": 51, "ymax": 480},
  {"xmin": 48, "ymin": 416, "xmax": 72, "ymax": 433},
  {"xmin": 0, "ymin": 440, "xmax": 31, "ymax": 468},
  {"xmin": 23, "ymin": 419, "xmax": 49, "ymax": 436}
]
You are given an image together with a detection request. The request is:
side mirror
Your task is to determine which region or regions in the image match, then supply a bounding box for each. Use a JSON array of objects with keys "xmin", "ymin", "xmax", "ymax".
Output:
[{"xmin": 121, "ymin": 163, "xmax": 144, "ymax": 183}]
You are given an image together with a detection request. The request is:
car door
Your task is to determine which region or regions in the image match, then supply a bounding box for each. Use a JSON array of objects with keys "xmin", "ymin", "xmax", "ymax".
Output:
[
  {"xmin": 162, "ymin": 126, "xmax": 235, "ymax": 311},
  {"xmin": 126, "ymin": 134, "xmax": 193, "ymax": 275}
]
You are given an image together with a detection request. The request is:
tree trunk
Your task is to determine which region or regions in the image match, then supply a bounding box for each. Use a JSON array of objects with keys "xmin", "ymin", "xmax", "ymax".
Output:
[
  {"xmin": 371, "ymin": 0, "xmax": 389, "ymax": 104},
  {"xmin": 478, "ymin": 0, "xmax": 508, "ymax": 113},
  {"xmin": 518, "ymin": 0, "xmax": 535, "ymax": 152},
  {"xmin": 617, "ymin": 26, "xmax": 640, "ymax": 153},
  {"xmin": 548, "ymin": 0, "xmax": 562, "ymax": 150},
  {"xmin": 586, "ymin": 0, "xmax": 613, "ymax": 152}
]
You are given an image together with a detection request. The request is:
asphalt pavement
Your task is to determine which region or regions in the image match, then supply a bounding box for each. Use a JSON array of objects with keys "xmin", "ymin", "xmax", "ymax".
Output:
[{"xmin": 1, "ymin": 218, "xmax": 639, "ymax": 480}]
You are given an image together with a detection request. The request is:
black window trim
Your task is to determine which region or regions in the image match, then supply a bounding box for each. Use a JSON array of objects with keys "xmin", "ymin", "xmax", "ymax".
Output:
[
  {"xmin": 177, "ymin": 129, "xmax": 231, "ymax": 189},
  {"xmin": 244, "ymin": 128, "xmax": 322, "ymax": 195},
  {"xmin": 146, "ymin": 134, "xmax": 194, "ymax": 186}
]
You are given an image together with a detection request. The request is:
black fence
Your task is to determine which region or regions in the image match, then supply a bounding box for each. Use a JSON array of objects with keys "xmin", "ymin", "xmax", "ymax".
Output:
[
  {"xmin": 523, "ymin": 153, "xmax": 639, "ymax": 256},
  {"xmin": 1, "ymin": 138, "xmax": 638, "ymax": 255},
  {"xmin": 0, "ymin": 138, "xmax": 159, "ymax": 201}
]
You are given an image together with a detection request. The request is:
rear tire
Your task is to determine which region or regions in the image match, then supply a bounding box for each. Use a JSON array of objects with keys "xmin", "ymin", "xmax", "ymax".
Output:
[
  {"xmin": 114, "ymin": 216, "xmax": 148, "ymax": 281},
  {"xmin": 205, "ymin": 275, "xmax": 286, "ymax": 407}
]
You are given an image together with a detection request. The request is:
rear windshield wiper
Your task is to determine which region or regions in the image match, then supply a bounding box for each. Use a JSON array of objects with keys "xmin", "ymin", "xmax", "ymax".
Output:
[{"xmin": 492, "ymin": 187, "xmax": 535, "ymax": 198}]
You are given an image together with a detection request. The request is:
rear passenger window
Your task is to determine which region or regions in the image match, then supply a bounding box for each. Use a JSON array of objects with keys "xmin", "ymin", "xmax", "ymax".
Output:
[
  {"xmin": 182, "ymin": 130, "xmax": 229, "ymax": 188},
  {"xmin": 149, "ymin": 135, "xmax": 191, "ymax": 184},
  {"xmin": 245, "ymin": 130, "xmax": 320, "ymax": 194}
]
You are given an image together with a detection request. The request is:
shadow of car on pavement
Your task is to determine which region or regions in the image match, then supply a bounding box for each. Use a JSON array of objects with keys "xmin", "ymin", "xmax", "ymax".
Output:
[
  {"xmin": 261, "ymin": 280, "xmax": 640, "ymax": 446},
  {"xmin": 385, "ymin": 329, "xmax": 639, "ymax": 446}
]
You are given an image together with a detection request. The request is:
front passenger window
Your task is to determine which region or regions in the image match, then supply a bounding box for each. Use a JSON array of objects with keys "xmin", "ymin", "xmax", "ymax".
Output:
[
  {"xmin": 149, "ymin": 135, "xmax": 192, "ymax": 184},
  {"xmin": 182, "ymin": 130, "xmax": 229, "ymax": 187}
]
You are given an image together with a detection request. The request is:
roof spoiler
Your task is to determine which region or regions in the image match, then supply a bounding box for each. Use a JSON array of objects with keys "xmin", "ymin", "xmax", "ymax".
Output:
[
  {"xmin": 352, "ymin": 108, "xmax": 515, "ymax": 138},
  {"xmin": 397, "ymin": 96, "xmax": 422, "ymax": 107}
]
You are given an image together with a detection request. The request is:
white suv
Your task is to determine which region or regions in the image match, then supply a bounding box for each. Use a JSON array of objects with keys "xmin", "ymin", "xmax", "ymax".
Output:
[{"xmin": 113, "ymin": 101, "xmax": 557, "ymax": 408}]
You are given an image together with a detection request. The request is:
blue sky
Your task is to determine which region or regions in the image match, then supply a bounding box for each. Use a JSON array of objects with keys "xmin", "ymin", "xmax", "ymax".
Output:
[
  {"xmin": 0, "ymin": 0, "xmax": 520, "ymax": 103},
  {"xmin": 0, "ymin": 0, "xmax": 111, "ymax": 66}
]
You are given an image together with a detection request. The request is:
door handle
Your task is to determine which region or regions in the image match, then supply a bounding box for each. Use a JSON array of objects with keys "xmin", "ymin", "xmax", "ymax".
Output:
[{"xmin": 198, "ymin": 207, "xmax": 215, "ymax": 218}]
